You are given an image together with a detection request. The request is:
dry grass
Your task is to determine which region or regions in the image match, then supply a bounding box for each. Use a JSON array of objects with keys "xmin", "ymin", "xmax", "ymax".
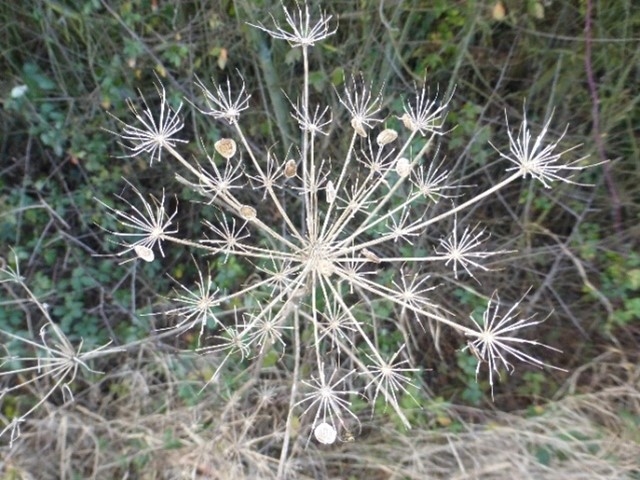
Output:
[
  {"xmin": 329, "ymin": 352, "xmax": 640, "ymax": 479},
  {"xmin": 2, "ymin": 347, "xmax": 638, "ymax": 479}
]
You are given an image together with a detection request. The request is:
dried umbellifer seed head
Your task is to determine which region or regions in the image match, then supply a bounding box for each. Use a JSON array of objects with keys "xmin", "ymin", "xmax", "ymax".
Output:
[
  {"xmin": 239, "ymin": 205, "xmax": 257, "ymax": 220},
  {"xmin": 284, "ymin": 159, "xmax": 297, "ymax": 178},
  {"xmin": 215, "ymin": 138, "xmax": 237, "ymax": 159},
  {"xmin": 377, "ymin": 128, "xmax": 398, "ymax": 146}
]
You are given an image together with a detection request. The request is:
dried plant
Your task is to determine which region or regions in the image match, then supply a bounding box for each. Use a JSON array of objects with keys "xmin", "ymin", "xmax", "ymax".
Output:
[
  {"xmin": 0, "ymin": 251, "xmax": 123, "ymax": 447},
  {"xmin": 2, "ymin": 2, "xmax": 594, "ymax": 470},
  {"xmin": 98, "ymin": 0, "xmax": 592, "ymax": 451}
]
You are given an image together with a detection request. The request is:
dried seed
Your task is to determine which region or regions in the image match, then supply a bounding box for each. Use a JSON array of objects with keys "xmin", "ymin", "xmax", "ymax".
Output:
[
  {"xmin": 284, "ymin": 159, "xmax": 297, "ymax": 178},
  {"xmin": 400, "ymin": 113, "xmax": 416, "ymax": 131},
  {"xmin": 492, "ymin": 1, "xmax": 506, "ymax": 20},
  {"xmin": 376, "ymin": 128, "xmax": 398, "ymax": 146},
  {"xmin": 350, "ymin": 118, "xmax": 367, "ymax": 138},
  {"xmin": 134, "ymin": 245, "xmax": 155, "ymax": 262},
  {"xmin": 395, "ymin": 157, "xmax": 412, "ymax": 178},
  {"xmin": 314, "ymin": 422, "xmax": 337, "ymax": 445},
  {"xmin": 317, "ymin": 259, "xmax": 335, "ymax": 277},
  {"xmin": 326, "ymin": 180, "xmax": 336, "ymax": 204},
  {"xmin": 530, "ymin": 1, "xmax": 544, "ymax": 19},
  {"xmin": 214, "ymin": 138, "xmax": 237, "ymax": 159},
  {"xmin": 341, "ymin": 428, "xmax": 355, "ymax": 443},
  {"xmin": 361, "ymin": 248, "xmax": 381, "ymax": 264},
  {"xmin": 239, "ymin": 205, "xmax": 256, "ymax": 220}
]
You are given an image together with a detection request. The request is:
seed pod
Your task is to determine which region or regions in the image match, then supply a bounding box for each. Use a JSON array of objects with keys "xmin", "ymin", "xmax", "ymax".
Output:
[
  {"xmin": 376, "ymin": 128, "xmax": 398, "ymax": 146},
  {"xmin": 530, "ymin": 1, "xmax": 544, "ymax": 19},
  {"xmin": 314, "ymin": 422, "xmax": 337, "ymax": 445},
  {"xmin": 399, "ymin": 113, "xmax": 416, "ymax": 131},
  {"xmin": 492, "ymin": 1, "xmax": 506, "ymax": 20},
  {"xmin": 214, "ymin": 138, "xmax": 237, "ymax": 159},
  {"xmin": 134, "ymin": 245, "xmax": 155, "ymax": 262},
  {"xmin": 395, "ymin": 157, "xmax": 411, "ymax": 178},
  {"xmin": 284, "ymin": 159, "xmax": 297, "ymax": 178},
  {"xmin": 326, "ymin": 180, "xmax": 336, "ymax": 204},
  {"xmin": 350, "ymin": 118, "xmax": 367, "ymax": 138},
  {"xmin": 361, "ymin": 248, "xmax": 381, "ymax": 264},
  {"xmin": 239, "ymin": 205, "xmax": 256, "ymax": 220}
]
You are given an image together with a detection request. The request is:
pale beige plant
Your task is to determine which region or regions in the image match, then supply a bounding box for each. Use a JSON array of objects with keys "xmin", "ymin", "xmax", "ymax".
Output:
[
  {"xmin": 93, "ymin": 5, "xmax": 594, "ymax": 465},
  {"xmin": 0, "ymin": 251, "xmax": 123, "ymax": 447},
  {"xmin": 0, "ymin": 2, "xmax": 601, "ymax": 474}
]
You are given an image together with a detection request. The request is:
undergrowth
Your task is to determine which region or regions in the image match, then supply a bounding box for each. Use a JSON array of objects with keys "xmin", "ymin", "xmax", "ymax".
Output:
[{"xmin": 1, "ymin": 0, "xmax": 638, "ymax": 478}]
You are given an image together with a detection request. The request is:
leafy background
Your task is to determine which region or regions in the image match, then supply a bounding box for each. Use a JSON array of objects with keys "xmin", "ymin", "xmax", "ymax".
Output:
[{"xmin": 1, "ymin": 0, "xmax": 639, "ymax": 478}]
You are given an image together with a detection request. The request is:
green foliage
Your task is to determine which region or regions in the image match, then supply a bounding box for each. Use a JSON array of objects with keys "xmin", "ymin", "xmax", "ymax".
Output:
[
  {"xmin": 520, "ymin": 370, "xmax": 546, "ymax": 398},
  {"xmin": 456, "ymin": 349, "xmax": 483, "ymax": 405},
  {"xmin": 454, "ymin": 287, "xmax": 487, "ymax": 321},
  {"xmin": 4, "ymin": 63, "xmax": 66, "ymax": 156},
  {"xmin": 448, "ymin": 101, "xmax": 492, "ymax": 166},
  {"xmin": 406, "ymin": 0, "xmax": 469, "ymax": 75},
  {"xmin": 213, "ymin": 255, "xmax": 247, "ymax": 292},
  {"xmin": 598, "ymin": 251, "xmax": 640, "ymax": 331},
  {"xmin": 574, "ymin": 223, "xmax": 640, "ymax": 333}
]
